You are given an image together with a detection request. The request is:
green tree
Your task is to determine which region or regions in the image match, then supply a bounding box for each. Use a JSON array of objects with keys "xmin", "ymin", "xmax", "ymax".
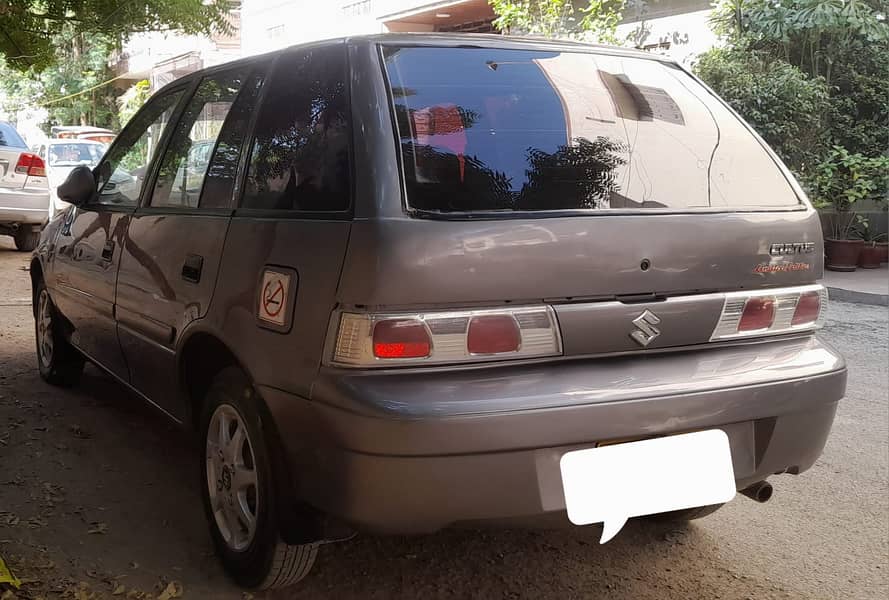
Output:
[
  {"xmin": 0, "ymin": 0, "xmax": 232, "ymax": 70},
  {"xmin": 0, "ymin": 28, "xmax": 121, "ymax": 130},
  {"xmin": 710, "ymin": 0, "xmax": 888, "ymax": 87},
  {"xmin": 489, "ymin": 0, "xmax": 628, "ymax": 43},
  {"xmin": 697, "ymin": 0, "xmax": 888, "ymax": 210},
  {"xmin": 694, "ymin": 48, "xmax": 830, "ymax": 175},
  {"xmin": 118, "ymin": 79, "xmax": 152, "ymax": 127}
]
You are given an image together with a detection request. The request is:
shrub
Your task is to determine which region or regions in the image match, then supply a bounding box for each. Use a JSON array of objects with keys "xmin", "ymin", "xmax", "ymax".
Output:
[
  {"xmin": 809, "ymin": 146, "xmax": 889, "ymax": 239},
  {"xmin": 694, "ymin": 47, "xmax": 831, "ymax": 176}
]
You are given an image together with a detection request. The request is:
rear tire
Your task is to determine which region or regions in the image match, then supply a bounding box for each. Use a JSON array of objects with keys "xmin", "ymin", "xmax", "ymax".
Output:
[
  {"xmin": 645, "ymin": 503, "xmax": 724, "ymax": 523},
  {"xmin": 199, "ymin": 367, "xmax": 317, "ymax": 589},
  {"xmin": 14, "ymin": 228, "xmax": 40, "ymax": 252},
  {"xmin": 34, "ymin": 281, "xmax": 84, "ymax": 387}
]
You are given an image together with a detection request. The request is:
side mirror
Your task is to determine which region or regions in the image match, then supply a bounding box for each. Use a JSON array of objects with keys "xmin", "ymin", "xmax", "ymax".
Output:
[{"xmin": 57, "ymin": 165, "xmax": 96, "ymax": 207}]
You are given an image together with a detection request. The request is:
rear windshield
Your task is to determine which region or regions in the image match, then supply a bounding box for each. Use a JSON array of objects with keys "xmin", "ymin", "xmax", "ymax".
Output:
[
  {"xmin": 382, "ymin": 46, "xmax": 801, "ymax": 213},
  {"xmin": 48, "ymin": 142, "xmax": 105, "ymax": 167},
  {"xmin": 0, "ymin": 123, "xmax": 27, "ymax": 149}
]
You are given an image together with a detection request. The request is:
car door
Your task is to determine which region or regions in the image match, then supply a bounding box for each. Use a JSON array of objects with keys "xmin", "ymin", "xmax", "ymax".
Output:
[
  {"xmin": 115, "ymin": 64, "xmax": 267, "ymax": 421},
  {"xmin": 50, "ymin": 88, "xmax": 186, "ymax": 381}
]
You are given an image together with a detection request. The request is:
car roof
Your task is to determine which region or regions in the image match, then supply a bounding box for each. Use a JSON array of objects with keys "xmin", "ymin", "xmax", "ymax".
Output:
[
  {"xmin": 344, "ymin": 32, "xmax": 670, "ymax": 62},
  {"xmin": 51, "ymin": 125, "xmax": 114, "ymax": 133},
  {"xmin": 153, "ymin": 33, "xmax": 677, "ymax": 96},
  {"xmin": 46, "ymin": 138, "xmax": 106, "ymax": 144}
]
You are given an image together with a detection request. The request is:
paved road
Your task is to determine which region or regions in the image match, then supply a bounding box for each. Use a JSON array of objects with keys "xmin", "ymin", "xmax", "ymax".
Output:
[{"xmin": 0, "ymin": 237, "xmax": 886, "ymax": 599}]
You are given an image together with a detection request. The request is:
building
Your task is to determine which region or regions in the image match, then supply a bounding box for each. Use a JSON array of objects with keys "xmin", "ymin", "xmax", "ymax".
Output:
[
  {"xmin": 617, "ymin": 0, "xmax": 718, "ymax": 64},
  {"xmin": 241, "ymin": 0, "xmax": 717, "ymax": 63},
  {"xmin": 110, "ymin": 3, "xmax": 242, "ymax": 92},
  {"xmin": 240, "ymin": 0, "xmax": 497, "ymax": 56},
  {"xmin": 107, "ymin": 0, "xmax": 717, "ymax": 101}
]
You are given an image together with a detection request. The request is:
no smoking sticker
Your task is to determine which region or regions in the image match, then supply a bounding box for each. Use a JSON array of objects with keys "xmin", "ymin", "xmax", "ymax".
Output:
[{"xmin": 258, "ymin": 270, "xmax": 291, "ymax": 326}]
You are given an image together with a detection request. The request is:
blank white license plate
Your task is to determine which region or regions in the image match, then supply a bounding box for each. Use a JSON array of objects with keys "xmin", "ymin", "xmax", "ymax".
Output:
[{"xmin": 560, "ymin": 429, "xmax": 736, "ymax": 543}]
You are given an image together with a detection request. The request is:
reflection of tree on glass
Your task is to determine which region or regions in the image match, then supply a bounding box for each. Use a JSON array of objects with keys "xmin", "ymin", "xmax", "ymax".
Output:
[
  {"xmin": 242, "ymin": 47, "xmax": 350, "ymax": 212},
  {"xmin": 520, "ymin": 136, "xmax": 627, "ymax": 210},
  {"xmin": 402, "ymin": 135, "xmax": 626, "ymax": 212}
]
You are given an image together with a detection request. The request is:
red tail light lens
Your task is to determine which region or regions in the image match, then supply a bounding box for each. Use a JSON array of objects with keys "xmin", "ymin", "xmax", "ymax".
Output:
[
  {"xmin": 792, "ymin": 291, "xmax": 821, "ymax": 326},
  {"xmin": 738, "ymin": 297, "xmax": 776, "ymax": 331},
  {"xmin": 467, "ymin": 315, "xmax": 521, "ymax": 354},
  {"xmin": 372, "ymin": 319, "xmax": 432, "ymax": 359},
  {"xmin": 332, "ymin": 306, "xmax": 560, "ymax": 367},
  {"xmin": 14, "ymin": 152, "xmax": 46, "ymax": 177}
]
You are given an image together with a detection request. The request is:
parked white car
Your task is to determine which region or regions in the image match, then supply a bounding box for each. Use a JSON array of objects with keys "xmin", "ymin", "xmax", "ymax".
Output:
[
  {"xmin": 33, "ymin": 139, "xmax": 107, "ymax": 216},
  {"xmin": 0, "ymin": 121, "xmax": 50, "ymax": 251}
]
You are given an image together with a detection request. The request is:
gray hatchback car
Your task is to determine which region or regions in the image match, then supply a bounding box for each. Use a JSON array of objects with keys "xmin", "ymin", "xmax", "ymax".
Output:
[{"xmin": 32, "ymin": 34, "xmax": 846, "ymax": 590}]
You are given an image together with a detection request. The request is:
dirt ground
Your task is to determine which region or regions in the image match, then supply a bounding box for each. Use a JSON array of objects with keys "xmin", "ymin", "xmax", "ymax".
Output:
[{"xmin": 0, "ymin": 235, "xmax": 887, "ymax": 599}]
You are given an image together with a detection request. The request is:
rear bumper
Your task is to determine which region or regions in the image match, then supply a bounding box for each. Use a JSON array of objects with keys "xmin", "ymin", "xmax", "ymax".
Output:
[
  {"xmin": 0, "ymin": 188, "xmax": 50, "ymax": 225},
  {"xmin": 262, "ymin": 335, "xmax": 845, "ymax": 534}
]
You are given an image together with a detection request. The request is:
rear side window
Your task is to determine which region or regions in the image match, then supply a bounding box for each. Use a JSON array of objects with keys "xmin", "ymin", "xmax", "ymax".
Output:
[
  {"xmin": 201, "ymin": 69, "xmax": 266, "ymax": 209},
  {"xmin": 241, "ymin": 44, "xmax": 351, "ymax": 212},
  {"xmin": 0, "ymin": 123, "xmax": 27, "ymax": 149},
  {"xmin": 150, "ymin": 69, "xmax": 247, "ymax": 209},
  {"xmin": 382, "ymin": 46, "xmax": 801, "ymax": 213}
]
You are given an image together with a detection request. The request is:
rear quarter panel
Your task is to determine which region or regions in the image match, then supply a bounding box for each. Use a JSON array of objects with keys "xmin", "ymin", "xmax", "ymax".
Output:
[{"xmin": 196, "ymin": 217, "xmax": 351, "ymax": 395}]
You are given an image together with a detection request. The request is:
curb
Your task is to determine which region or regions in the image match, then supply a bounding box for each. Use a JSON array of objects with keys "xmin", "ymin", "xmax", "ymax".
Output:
[{"xmin": 827, "ymin": 287, "xmax": 889, "ymax": 307}]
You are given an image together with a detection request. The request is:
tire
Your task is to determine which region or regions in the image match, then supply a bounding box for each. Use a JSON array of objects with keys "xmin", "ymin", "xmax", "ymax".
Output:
[
  {"xmin": 200, "ymin": 367, "xmax": 318, "ymax": 590},
  {"xmin": 34, "ymin": 281, "xmax": 84, "ymax": 387},
  {"xmin": 14, "ymin": 228, "xmax": 40, "ymax": 252},
  {"xmin": 645, "ymin": 503, "xmax": 725, "ymax": 523}
]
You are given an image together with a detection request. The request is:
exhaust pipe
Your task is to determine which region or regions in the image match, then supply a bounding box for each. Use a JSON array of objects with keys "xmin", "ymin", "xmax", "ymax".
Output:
[{"xmin": 740, "ymin": 480, "xmax": 773, "ymax": 503}]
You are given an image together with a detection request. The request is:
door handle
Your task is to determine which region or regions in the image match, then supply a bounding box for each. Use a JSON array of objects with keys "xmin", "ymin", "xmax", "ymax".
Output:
[
  {"xmin": 181, "ymin": 254, "xmax": 204, "ymax": 283},
  {"xmin": 101, "ymin": 240, "xmax": 115, "ymax": 261}
]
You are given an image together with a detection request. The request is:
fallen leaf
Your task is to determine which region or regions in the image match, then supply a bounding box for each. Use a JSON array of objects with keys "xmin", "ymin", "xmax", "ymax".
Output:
[
  {"xmin": 0, "ymin": 554, "xmax": 22, "ymax": 589},
  {"xmin": 156, "ymin": 581, "xmax": 183, "ymax": 600},
  {"xmin": 112, "ymin": 584, "xmax": 126, "ymax": 596},
  {"xmin": 87, "ymin": 522, "xmax": 107, "ymax": 535}
]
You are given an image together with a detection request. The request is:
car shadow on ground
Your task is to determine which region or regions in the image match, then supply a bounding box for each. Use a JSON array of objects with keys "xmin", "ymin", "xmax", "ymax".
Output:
[{"xmin": 2, "ymin": 352, "xmax": 747, "ymax": 600}]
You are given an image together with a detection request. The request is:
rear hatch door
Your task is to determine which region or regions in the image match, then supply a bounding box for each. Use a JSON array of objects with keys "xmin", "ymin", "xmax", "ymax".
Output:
[{"xmin": 337, "ymin": 43, "xmax": 822, "ymax": 356}]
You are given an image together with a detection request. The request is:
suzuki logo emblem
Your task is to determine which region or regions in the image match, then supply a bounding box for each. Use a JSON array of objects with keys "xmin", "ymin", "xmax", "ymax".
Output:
[{"xmin": 630, "ymin": 310, "xmax": 661, "ymax": 347}]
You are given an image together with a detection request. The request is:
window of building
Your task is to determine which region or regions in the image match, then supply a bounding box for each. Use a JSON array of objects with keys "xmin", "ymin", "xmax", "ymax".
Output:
[{"xmin": 342, "ymin": 1, "xmax": 372, "ymax": 17}]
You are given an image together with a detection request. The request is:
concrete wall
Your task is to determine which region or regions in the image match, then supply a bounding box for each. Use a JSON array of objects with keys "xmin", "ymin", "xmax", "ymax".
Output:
[{"xmin": 617, "ymin": 8, "xmax": 718, "ymax": 65}]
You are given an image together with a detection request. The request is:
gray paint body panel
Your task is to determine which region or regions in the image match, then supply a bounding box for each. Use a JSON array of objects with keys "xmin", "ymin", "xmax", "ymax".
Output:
[
  {"xmin": 310, "ymin": 335, "xmax": 843, "ymax": 423},
  {"xmin": 337, "ymin": 211, "xmax": 823, "ymax": 308}
]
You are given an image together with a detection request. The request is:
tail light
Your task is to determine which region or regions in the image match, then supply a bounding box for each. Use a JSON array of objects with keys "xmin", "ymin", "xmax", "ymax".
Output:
[
  {"xmin": 738, "ymin": 297, "xmax": 776, "ymax": 331},
  {"xmin": 467, "ymin": 315, "xmax": 521, "ymax": 354},
  {"xmin": 372, "ymin": 319, "xmax": 432, "ymax": 359},
  {"xmin": 15, "ymin": 152, "xmax": 46, "ymax": 177},
  {"xmin": 331, "ymin": 306, "xmax": 561, "ymax": 367},
  {"xmin": 711, "ymin": 285, "xmax": 827, "ymax": 341},
  {"xmin": 792, "ymin": 291, "xmax": 822, "ymax": 326}
]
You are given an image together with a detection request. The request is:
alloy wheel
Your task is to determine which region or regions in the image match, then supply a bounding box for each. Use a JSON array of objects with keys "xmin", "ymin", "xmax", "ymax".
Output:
[
  {"xmin": 206, "ymin": 403, "xmax": 260, "ymax": 552},
  {"xmin": 37, "ymin": 289, "xmax": 54, "ymax": 367}
]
